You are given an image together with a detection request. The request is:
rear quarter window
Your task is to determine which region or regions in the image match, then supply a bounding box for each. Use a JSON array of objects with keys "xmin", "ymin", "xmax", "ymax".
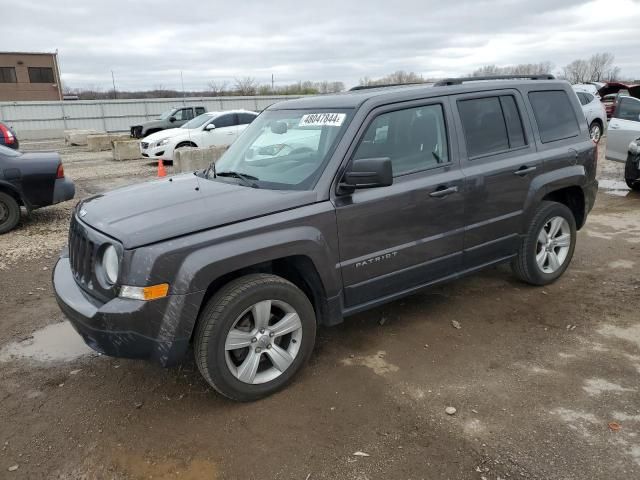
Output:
[{"xmin": 528, "ymin": 90, "xmax": 580, "ymax": 143}]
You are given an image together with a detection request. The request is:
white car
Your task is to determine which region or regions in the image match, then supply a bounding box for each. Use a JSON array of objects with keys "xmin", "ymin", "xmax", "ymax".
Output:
[
  {"xmin": 140, "ymin": 110, "xmax": 258, "ymax": 161},
  {"xmin": 572, "ymin": 86, "xmax": 607, "ymax": 143},
  {"xmin": 606, "ymin": 96, "xmax": 640, "ymax": 162}
]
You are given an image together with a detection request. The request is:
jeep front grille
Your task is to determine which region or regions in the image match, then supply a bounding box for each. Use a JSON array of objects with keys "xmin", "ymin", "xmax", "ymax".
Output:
[{"xmin": 68, "ymin": 216, "xmax": 96, "ymax": 288}]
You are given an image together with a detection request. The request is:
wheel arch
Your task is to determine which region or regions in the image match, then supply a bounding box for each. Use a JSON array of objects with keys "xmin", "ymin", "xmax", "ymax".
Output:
[
  {"xmin": 0, "ymin": 181, "xmax": 27, "ymax": 210},
  {"xmin": 190, "ymin": 254, "xmax": 332, "ymax": 343},
  {"xmin": 542, "ymin": 185, "xmax": 586, "ymax": 230}
]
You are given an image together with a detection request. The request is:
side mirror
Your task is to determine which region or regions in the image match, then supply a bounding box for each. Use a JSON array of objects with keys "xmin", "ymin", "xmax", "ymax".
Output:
[
  {"xmin": 339, "ymin": 157, "xmax": 392, "ymax": 193},
  {"xmin": 169, "ymin": 116, "xmax": 176, "ymax": 123},
  {"xmin": 205, "ymin": 124, "xmax": 216, "ymax": 131}
]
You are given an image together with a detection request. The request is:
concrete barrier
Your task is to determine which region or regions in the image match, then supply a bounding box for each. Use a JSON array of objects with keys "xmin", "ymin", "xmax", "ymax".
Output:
[
  {"xmin": 174, "ymin": 146, "xmax": 228, "ymax": 173},
  {"xmin": 87, "ymin": 133, "xmax": 131, "ymax": 152},
  {"xmin": 112, "ymin": 140, "xmax": 142, "ymax": 161},
  {"xmin": 64, "ymin": 129, "xmax": 100, "ymax": 146}
]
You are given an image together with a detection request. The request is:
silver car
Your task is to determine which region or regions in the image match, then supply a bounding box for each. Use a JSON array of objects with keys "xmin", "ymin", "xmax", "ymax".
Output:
[
  {"xmin": 606, "ymin": 96, "xmax": 640, "ymax": 163},
  {"xmin": 573, "ymin": 87, "xmax": 607, "ymax": 143}
]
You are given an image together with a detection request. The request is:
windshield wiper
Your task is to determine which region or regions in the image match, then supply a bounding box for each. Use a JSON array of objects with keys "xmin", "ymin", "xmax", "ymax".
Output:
[{"xmin": 216, "ymin": 170, "xmax": 260, "ymax": 188}]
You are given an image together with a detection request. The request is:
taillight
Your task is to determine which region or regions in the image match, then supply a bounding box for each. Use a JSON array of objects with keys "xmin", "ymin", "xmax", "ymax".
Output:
[
  {"xmin": 0, "ymin": 124, "xmax": 14, "ymax": 145},
  {"xmin": 56, "ymin": 163, "xmax": 65, "ymax": 179}
]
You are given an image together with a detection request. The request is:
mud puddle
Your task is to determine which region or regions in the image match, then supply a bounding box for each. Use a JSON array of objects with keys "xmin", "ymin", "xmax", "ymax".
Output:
[
  {"xmin": 0, "ymin": 321, "xmax": 94, "ymax": 363},
  {"xmin": 599, "ymin": 179, "xmax": 630, "ymax": 197}
]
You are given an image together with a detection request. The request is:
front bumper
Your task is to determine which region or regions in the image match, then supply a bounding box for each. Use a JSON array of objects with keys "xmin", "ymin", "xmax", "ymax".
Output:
[
  {"xmin": 140, "ymin": 145, "xmax": 167, "ymax": 159},
  {"xmin": 53, "ymin": 254, "xmax": 203, "ymax": 366},
  {"xmin": 625, "ymin": 150, "xmax": 640, "ymax": 184}
]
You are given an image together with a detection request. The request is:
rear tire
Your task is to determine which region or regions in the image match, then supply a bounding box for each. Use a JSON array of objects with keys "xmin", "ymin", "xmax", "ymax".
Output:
[
  {"xmin": 0, "ymin": 191, "xmax": 20, "ymax": 234},
  {"xmin": 511, "ymin": 201, "xmax": 576, "ymax": 286},
  {"xmin": 626, "ymin": 178, "xmax": 640, "ymax": 191},
  {"xmin": 194, "ymin": 274, "xmax": 316, "ymax": 402}
]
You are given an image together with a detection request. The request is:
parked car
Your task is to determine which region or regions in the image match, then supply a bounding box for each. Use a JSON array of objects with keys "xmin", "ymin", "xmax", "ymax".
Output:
[
  {"xmin": 0, "ymin": 145, "xmax": 75, "ymax": 233},
  {"xmin": 54, "ymin": 76, "xmax": 597, "ymax": 401},
  {"xmin": 140, "ymin": 110, "xmax": 258, "ymax": 162},
  {"xmin": 624, "ymin": 138, "xmax": 640, "ymax": 190},
  {"xmin": 606, "ymin": 96, "xmax": 640, "ymax": 186},
  {"xmin": 602, "ymin": 93, "xmax": 620, "ymax": 119},
  {"xmin": 573, "ymin": 87, "xmax": 607, "ymax": 143},
  {"xmin": 0, "ymin": 121, "xmax": 19, "ymax": 150},
  {"xmin": 130, "ymin": 106, "xmax": 206, "ymax": 138}
]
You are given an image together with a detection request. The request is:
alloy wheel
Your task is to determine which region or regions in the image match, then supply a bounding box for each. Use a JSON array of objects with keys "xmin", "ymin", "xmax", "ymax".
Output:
[
  {"xmin": 224, "ymin": 299, "xmax": 303, "ymax": 384},
  {"xmin": 536, "ymin": 216, "xmax": 571, "ymax": 274},
  {"xmin": 590, "ymin": 124, "xmax": 601, "ymax": 143}
]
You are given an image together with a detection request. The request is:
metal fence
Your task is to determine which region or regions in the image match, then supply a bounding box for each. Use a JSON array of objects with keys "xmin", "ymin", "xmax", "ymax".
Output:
[{"xmin": 0, "ymin": 96, "xmax": 304, "ymax": 139}]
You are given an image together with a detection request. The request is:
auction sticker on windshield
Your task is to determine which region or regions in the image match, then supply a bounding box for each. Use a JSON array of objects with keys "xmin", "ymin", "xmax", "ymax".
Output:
[{"xmin": 299, "ymin": 113, "xmax": 346, "ymax": 127}]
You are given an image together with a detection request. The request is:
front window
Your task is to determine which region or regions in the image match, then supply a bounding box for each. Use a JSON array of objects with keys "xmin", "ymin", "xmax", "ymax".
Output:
[
  {"xmin": 209, "ymin": 109, "xmax": 352, "ymax": 190},
  {"xmin": 158, "ymin": 109, "xmax": 175, "ymax": 120},
  {"xmin": 181, "ymin": 113, "xmax": 214, "ymax": 129}
]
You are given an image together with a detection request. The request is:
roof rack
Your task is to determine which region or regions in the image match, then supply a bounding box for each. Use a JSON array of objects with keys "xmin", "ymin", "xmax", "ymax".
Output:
[
  {"xmin": 434, "ymin": 74, "xmax": 555, "ymax": 86},
  {"xmin": 349, "ymin": 82, "xmax": 428, "ymax": 91}
]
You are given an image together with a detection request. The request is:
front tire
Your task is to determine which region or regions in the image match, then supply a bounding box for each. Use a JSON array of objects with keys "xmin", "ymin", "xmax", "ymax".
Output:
[
  {"xmin": 0, "ymin": 191, "xmax": 20, "ymax": 234},
  {"xmin": 194, "ymin": 274, "xmax": 316, "ymax": 401},
  {"xmin": 511, "ymin": 201, "xmax": 577, "ymax": 285},
  {"xmin": 589, "ymin": 121, "xmax": 602, "ymax": 143},
  {"xmin": 626, "ymin": 178, "xmax": 640, "ymax": 191}
]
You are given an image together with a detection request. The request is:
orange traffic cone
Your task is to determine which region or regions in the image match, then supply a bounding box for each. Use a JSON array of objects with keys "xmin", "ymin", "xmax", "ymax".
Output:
[{"xmin": 157, "ymin": 158, "xmax": 167, "ymax": 178}]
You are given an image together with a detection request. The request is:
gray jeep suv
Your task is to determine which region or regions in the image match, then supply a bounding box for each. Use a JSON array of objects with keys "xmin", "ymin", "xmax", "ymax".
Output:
[
  {"xmin": 54, "ymin": 76, "xmax": 597, "ymax": 401},
  {"xmin": 130, "ymin": 106, "xmax": 206, "ymax": 138}
]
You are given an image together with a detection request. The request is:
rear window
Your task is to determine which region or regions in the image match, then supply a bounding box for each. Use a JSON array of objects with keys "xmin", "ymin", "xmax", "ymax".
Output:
[
  {"xmin": 457, "ymin": 95, "xmax": 526, "ymax": 158},
  {"xmin": 528, "ymin": 91, "xmax": 580, "ymax": 143}
]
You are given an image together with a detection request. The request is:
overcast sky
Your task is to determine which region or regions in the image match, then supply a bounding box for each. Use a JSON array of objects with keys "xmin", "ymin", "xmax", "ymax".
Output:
[{"xmin": 2, "ymin": 0, "xmax": 639, "ymax": 91}]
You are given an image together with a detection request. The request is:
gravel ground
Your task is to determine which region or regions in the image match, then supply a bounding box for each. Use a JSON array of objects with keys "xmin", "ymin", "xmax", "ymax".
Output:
[{"xmin": 0, "ymin": 139, "xmax": 639, "ymax": 479}]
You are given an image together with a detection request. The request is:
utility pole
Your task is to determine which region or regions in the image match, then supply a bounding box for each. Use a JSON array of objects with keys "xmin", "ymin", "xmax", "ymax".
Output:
[
  {"xmin": 111, "ymin": 70, "xmax": 117, "ymax": 100},
  {"xmin": 271, "ymin": 73, "xmax": 274, "ymax": 93},
  {"xmin": 180, "ymin": 71, "xmax": 186, "ymax": 105}
]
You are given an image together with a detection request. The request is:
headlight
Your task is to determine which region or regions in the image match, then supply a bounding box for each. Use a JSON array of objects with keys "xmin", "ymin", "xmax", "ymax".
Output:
[
  {"xmin": 156, "ymin": 138, "xmax": 170, "ymax": 147},
  {"xmin": 102, "ymin": 245, "xmax": 119, "ymax": 284}
]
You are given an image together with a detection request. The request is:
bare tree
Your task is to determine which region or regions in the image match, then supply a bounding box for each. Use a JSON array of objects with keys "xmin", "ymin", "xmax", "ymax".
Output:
[
  {"xmin": 207, "ymin": 80, "xmax": 228, "ymax": 96},
  {"xmin": 329, "ymin": 81, "xmax": 345, "ymax": 93},
  {"xmin": 234, "ymin": 77, "xmax": 259, "ymax": 95},
  {"xmin": 588, "ymin": 53, "xmax": 615, "ymax": 82},
  {"xmin": 472, "ymin": 62, "xmax": 553, "ymax": 77},
  {"xmin": 359, "ymin": 71, "xmax": 425, "ymax": 86},
  {"xmin": 563, "ymin": 59, "xmax": 590, "ymax": 83},
  {"xmin": 562, "ymin": 52, "xmax": 621, "ymax": 84}
]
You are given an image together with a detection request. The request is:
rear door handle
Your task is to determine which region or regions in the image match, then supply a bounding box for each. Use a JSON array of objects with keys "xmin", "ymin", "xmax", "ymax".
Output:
[
  {"xmin": 514, "ymin": 166, "xmax": 537, "ymax": 176},
  {"xmin": 429, "ymin": 185, "xmax": 458, "ymax": 198}
]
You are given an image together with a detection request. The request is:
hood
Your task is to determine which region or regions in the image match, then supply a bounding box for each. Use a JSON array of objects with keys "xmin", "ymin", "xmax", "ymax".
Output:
[
  {"xmin": 143, "ymin": 128, "xmax": 185, "ymax": 144},
  {"xmin": 78, "ymin": 174, "xmax": 318, "ymax": 248}
]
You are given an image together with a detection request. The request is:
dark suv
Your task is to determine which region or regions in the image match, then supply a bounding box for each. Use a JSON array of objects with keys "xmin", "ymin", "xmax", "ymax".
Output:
[{"xmin": 54, "ymin": 76, "xmax": 597, "ymax": 401}]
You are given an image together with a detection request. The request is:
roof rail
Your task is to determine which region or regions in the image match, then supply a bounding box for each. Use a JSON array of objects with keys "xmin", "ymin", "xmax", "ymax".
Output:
[
  {"xmin": 349, "ymin": 82, "xmax": 428, "ymax": 91},
  {"xmin": 434, "ymin": 74, "xmax": 555, "ymax": 86}
]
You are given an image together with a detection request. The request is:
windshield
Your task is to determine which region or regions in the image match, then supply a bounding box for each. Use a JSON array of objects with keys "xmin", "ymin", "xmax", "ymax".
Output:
[
  {"xmin": 157, "ymin": 109, "xmax": 175, "ymax": 120},
  {"xmin": 181, "ymin": 113, "xmax": 214, "ymax": 129},
  {"xmin": 0, "ymin": 144, "xmax": 21, "ymax": 157},
  {"xmin": 210, "ymin": 109, "xmax": 352, "ymax": 190}
]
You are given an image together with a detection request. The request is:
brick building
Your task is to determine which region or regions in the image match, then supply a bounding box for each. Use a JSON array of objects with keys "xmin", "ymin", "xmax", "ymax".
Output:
[{"xmin": 0, "ymin": 52, "xmax": 63, "ymax": 101}]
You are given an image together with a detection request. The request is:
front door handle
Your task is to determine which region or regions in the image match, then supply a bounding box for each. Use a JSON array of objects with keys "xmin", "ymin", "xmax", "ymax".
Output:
[
  {"xmin": 609, "ymin": 124, "xmax": 620, "ymax": 129},
  {"xmin": 514, "ymin": 166, "xmax": 537, "ymax": 176},
  {"xmin": 429, "ymin": 185, "xmax": 458, "ymax": 198}
]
